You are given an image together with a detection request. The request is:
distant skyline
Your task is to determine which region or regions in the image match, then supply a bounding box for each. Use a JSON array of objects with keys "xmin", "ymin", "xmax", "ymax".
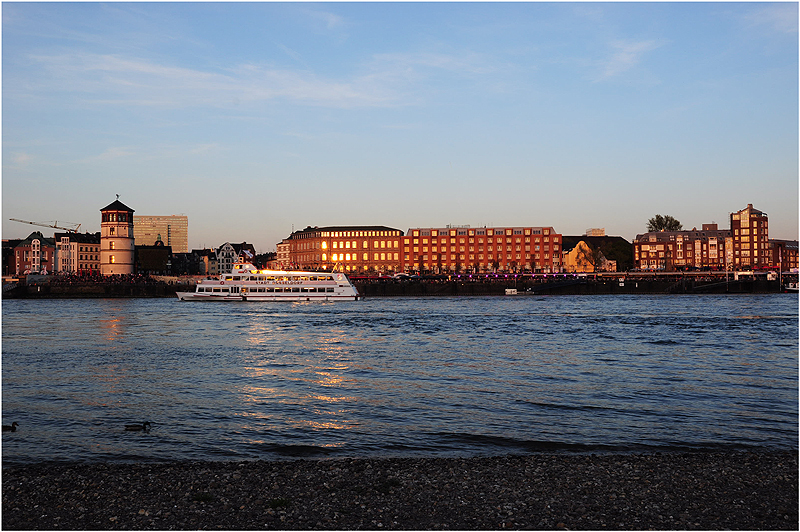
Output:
[{"xmin": 3, "ymin": 2, "xmax": 797, "ymax": 253}]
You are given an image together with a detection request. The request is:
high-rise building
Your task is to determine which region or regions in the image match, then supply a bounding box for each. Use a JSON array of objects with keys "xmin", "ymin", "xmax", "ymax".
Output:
[
  {"xmin": 730, "ymin": 204, "xmax": 769, "ymax": 269},
  {"xmin": 133, "ymin": 215, "xmax": 188, "ymax": 253}
]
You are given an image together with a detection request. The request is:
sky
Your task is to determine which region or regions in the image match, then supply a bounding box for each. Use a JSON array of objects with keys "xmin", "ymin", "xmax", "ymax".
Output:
[{"xmin": 2, "ymin": 1, "xmax": 798, "ymax": 253}]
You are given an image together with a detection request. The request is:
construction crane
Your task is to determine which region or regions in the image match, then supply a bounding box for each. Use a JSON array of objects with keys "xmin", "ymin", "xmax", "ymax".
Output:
[{"xmin": 9, "ymin": 218, "xmax": 82, "ymax": 233}]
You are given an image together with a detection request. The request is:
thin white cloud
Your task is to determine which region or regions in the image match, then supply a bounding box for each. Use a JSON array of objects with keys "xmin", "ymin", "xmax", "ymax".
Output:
[
  {"xmin": 20, "ymin": 47, "xmax": 500, "ymax": 111},
  {"xmin": 371, "ymin": 51, "xmax": 498, "ymax": 76},
  {"xmin": 11, "ymin": 153, "xmax": 32, "ymax": 166},
  {"xmin": 72, "ymin": 146, "xmax": 137, "ymax": 164},
  {"xmin": 743, "ymin": 4, "xmax": 797, "ymax": 34},
  {"xmin": 277, "ymin": 43, "xmax": 305, "ymax": 64},
  {"xmin": 595, "ymin": 39, "xmax": 662, "ymax": 81},
  {"xmin": 307, "ymin": 9, "xmax": 344, "ymax": 31},
  {"xmin": 23, "ymin": 52, "xmax": 402, "ymax": 109}
]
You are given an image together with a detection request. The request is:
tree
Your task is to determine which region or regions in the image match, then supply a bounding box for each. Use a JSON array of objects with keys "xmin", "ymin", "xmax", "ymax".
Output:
[
  {"xmin": 647, "ymin": 214, "xmax": 682, "ymax": 232},
  {"xmin": 575, "ymin": 241, "xmax": 605, "ymax": 273}
]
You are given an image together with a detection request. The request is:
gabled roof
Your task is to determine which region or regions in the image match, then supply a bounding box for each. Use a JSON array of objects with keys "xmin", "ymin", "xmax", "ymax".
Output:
[
  {"xmin": 100, "ymin": 199, "xmax": 134, "ymax": 212},
  {"xmin": 18, "ymin": 231, "xmax": 55, "ymax": 247}
]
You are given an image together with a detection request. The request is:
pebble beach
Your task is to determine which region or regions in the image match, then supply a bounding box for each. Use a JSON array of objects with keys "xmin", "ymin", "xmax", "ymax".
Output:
[{"xmin": 2, "ymin": 451, "xmax": 797, "ymax": 530}]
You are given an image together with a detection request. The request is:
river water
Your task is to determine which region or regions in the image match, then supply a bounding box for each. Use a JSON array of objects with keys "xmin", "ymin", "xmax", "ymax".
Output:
[{"xmin": 2, "ymin": 295, "xmax": 797, "ymax": 466}]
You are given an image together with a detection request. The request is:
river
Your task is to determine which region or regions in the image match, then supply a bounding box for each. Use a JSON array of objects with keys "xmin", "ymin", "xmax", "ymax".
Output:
[{"xmin": 2, "ymin": 294, "xmax": 797, "ymax": 466}]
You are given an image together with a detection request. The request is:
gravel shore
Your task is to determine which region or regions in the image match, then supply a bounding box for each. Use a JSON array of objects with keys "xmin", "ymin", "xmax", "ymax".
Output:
[{"xmin": 3, "ymin": 451, "xmax": 797, "ymax": 530}]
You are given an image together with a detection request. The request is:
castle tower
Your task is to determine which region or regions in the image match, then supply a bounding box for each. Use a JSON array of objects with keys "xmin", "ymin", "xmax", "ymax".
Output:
[{"xmin": 100, "ymin": 198, "xmax": 135, "ymax": 276}]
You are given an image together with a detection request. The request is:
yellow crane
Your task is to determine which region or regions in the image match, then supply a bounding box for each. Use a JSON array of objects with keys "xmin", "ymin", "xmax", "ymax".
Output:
[{"xmin": 9, "ymin": 218, "xmax": 82, "ymax": 233}]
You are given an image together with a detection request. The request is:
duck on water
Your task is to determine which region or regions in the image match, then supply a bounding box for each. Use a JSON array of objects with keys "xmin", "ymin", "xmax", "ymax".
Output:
[
  {"xmin": 3, "ymin": 422, "xmax": 19, "ymax": 432},
  {"xmin": 124, "ymin": 422, "xmax": 151, "ymax": 432}
]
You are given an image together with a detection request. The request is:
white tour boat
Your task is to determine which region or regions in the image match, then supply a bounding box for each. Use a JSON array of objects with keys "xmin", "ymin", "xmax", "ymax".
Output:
[{"xmin": 176, "ymin": 263, "xmax": 360, "ymax": 301}]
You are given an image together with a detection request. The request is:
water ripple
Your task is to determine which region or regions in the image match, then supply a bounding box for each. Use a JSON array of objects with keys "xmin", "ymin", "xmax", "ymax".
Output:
[{"xmin": 2, "ymin": 294, "xmax": 797, "ymax": 465}]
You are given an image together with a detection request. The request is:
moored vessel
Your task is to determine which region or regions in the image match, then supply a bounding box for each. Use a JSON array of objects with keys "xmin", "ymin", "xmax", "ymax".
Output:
[{"xmin": 176, "ymin": 263, "xmax": 360, "ymax": 301}]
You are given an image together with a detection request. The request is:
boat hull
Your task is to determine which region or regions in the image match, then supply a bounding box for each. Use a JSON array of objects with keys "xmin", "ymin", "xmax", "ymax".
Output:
[{"xmin": 176, "ymin": 292, "xmax": 360, "ymax": 302}]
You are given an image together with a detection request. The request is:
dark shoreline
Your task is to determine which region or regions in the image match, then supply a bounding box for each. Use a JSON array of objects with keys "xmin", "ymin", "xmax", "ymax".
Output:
[
  {"xmin": 4, "ymin": 273, "xmax": 795, "ymax": 298},
  {"xmin": 3, "ymin": 451, "xmax": 797, "ymax": 530}
]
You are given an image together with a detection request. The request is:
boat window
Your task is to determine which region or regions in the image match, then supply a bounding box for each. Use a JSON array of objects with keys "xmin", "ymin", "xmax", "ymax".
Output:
[
  {"xmin": 224, "ymin": 276, "xmax": 233, "ymax": 281},
  {"xmin": 291, "ymin": 287, "xmax": 300, "ymax": 293},
  {"xmin": 265, "ymin": 276, "xmax": 275, "ymax": 281},
  {"xmin": 213, "ymin": 288, "xmax": 222, "ymax": 292},
  {"xmin": 326, "ymin": 287, "xmax": 334, "ymax": 293}
]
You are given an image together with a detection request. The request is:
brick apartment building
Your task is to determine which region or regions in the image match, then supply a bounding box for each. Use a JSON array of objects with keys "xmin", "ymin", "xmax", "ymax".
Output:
[
  {"xmin": 276, "ymin": 225, "xmax": 563, "ymax": 274},
  {"xmin": 632, "ymin": 204, "xmax": 799, "ymax": 272},
  {"xmin": 769, "ymin": 239, "xmax": 799, "ymax": 272},
  {"xmin": 404, "ymin": 226, "xmax": 562, "ymax": 273},
  {"xmin": 54, "ymin": 231, "xmax": 101, "ymax": 274},
  {"xmin": 12, "ymin": 231, "xmax": 56, "ymax": 274},
  {"xmin": 730, "ymin": 203, "xmax": 770, "ymax": 269},
  {"xmin": 633, "ymin": 224, "xmax": 732, "ymax": 271},
  {"xmin": 276, "ymin": 226, "xmax": 404, "ymax": 273}
]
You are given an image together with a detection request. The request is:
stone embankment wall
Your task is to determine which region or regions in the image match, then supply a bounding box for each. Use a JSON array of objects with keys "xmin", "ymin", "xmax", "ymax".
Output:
[
  {"xmin": 3, "ymin": 282, "xmax": 194, "ymax": 299},
  {"xmin": 355, "ymin": 278, "xmax": 784, "ymax": 297},
  {"xmin": 2, "ymin": 278, "xmax": 788, "ymax": 299}
]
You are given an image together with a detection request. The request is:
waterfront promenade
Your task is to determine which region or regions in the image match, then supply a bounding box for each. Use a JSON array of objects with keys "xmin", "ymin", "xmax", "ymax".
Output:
[{"xmin": 3, "ymin": 271, "xmax": 796, "ymax": 298}]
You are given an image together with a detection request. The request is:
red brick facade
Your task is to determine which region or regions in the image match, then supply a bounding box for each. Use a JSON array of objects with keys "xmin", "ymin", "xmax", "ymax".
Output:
[
  {"xmin": 277, "ymin": 226, "xmax": 403, "ymax": 273},
  {"xmin": 633, "ymin": 224, "xmax": 732, "ymax": 271},
  {"xmin": 403, "ymin": 226, "xmax": 562, "ymax": 273},
  {"xmin": 730, "ymin": 204, "xmax": 770, "ymax": 269}
]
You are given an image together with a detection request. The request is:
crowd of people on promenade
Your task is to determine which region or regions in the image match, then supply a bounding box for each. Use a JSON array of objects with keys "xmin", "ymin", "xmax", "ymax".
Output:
[
  {"xmin": 350, "ymin": 270, "xmax": 793, "ymax": 286},
  {"xmin": 47, "ymin": 271, "xmax": 157, "ymax": 286}
]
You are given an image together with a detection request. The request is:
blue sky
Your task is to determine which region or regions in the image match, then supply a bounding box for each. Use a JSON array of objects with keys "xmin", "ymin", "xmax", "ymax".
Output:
[{"xmin": 3, "ymin": 2, "xmax": 797, "ymax": 252}]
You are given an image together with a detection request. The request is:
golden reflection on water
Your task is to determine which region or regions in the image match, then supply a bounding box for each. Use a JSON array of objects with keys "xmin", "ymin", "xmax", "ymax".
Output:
[
  {"xmin": 235, "ymin": 327, "xmax": 362, "ymax": 439},
  {"xmin": 99, "ymin": 317, "xmax": 123, "ymax": 341}
]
